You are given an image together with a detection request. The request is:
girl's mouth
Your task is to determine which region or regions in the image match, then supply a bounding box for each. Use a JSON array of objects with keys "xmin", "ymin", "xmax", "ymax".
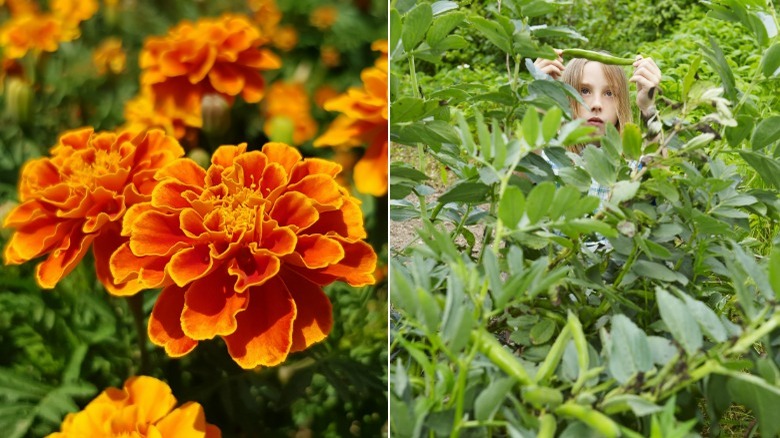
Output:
[{"xmin": 587, "ymin": 117, "xmax": 604, "ymax": 126}]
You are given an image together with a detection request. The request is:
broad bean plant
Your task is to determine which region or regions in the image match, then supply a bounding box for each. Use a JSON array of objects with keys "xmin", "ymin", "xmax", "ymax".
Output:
[{"xmin": 390, "ymin": 0, "xmax": 780, "ymax": 436}]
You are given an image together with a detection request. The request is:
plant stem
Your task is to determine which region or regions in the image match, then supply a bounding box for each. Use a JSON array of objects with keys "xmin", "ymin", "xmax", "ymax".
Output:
[{"xmin": 128, "ymin": 294, "xmax": 149, "ymax": 375}]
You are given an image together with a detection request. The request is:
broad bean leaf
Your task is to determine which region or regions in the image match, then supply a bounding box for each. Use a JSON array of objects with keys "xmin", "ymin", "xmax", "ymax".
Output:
[{"xmin": 656, "ymin": 288, "xmax": 702, "ymax": 356}]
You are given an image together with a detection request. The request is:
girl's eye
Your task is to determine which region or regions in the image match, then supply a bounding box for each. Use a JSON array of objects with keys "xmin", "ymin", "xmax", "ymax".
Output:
[
  {"xmin": 580, "ymin": 87, "xmax": 590, "ymax": 95},
  {"xmin": 605, "ymin": 90, "xmax": 614, "ymax": 97}
]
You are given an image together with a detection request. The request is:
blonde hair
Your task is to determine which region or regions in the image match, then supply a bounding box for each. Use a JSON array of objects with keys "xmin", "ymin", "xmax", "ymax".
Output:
[{"xmin": 561, "ymin": 57, "xmax": 633, "ymax": 134}]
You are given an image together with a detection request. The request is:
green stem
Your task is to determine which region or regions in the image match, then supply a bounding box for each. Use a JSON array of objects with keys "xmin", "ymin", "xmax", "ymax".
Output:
[
  {"xmin": 727, "ymin": 310, "xmax": 780, "ymax": 355},
  {"xmin": 128, "ymin": 295, "xmax": 149, "ymax": 375}
]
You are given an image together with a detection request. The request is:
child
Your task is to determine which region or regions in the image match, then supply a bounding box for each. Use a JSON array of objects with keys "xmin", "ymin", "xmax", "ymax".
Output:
[
  {"xmin": 533, "ymin": 49, "xmax": 663, "ymax": 215},
  {"xmin": 534, "ymin": 49, "xmax": 662, "ymax": 140}
]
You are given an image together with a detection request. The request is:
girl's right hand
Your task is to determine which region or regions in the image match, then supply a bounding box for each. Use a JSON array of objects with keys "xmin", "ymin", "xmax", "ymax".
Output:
[{"xmin": 533, "ymin": 49, "xmax": 564, "ymax": 79}]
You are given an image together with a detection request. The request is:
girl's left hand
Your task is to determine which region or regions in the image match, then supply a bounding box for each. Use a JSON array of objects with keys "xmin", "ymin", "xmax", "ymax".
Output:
[{"xmin": 630, "ymin": 55, "xmax": 662, "ymax": 115}]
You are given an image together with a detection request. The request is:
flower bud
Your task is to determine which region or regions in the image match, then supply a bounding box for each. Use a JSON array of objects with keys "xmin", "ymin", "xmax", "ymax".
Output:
[
  {"xmin": 186, "ymin": 148, "xmax": 211, "ymax": 169},
  {"xmin": 266, "ymin": 116, "xmax": 295, "ymax": 145},
  {"xmin": 4, "ymin": 77, "xmax": 32, "ymax": 124},
  {"xmin": 200, "ymin": 93, "xmax": 230, "ymax": 136}
]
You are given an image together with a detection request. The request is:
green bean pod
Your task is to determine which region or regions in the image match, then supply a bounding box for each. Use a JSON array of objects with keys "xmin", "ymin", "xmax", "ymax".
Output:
[
  {"xmin": 561, "ymin": 49, "xmax": 635, "ymax": 66},
  {"xmin": 472, "ymin": 328, "xmax": 532, "ymax": 385},
  {"xmin": 537, "ymin": 413, "xmax": 557, "ymax": 438},
  {"xmin": 555, "ymin": 402, "xmax": 621, "ymax": 438}
]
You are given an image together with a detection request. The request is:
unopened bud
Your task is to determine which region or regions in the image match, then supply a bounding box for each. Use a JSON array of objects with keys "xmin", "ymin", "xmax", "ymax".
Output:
[
  {"xmin": 201, "ymin": 94, "xmax": 230, "ymax": 136},
  {"xmin": 187, "ymin": 148, "xmax": 211, "ymax": 169},
  {"xmin": 5, "ymin": 77, "xmax": 32, "ymax": 124},
  {"xmin": 266, "ymin": 116, "xmax": 295, "ymax": 145}
]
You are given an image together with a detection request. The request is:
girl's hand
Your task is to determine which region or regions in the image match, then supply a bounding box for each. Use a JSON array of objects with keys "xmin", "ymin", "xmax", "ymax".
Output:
[
  {"xmin": 630, "ymin": 55, "xmax": 662, "ymax": 115},
  {"xmin": 533, "ymin": 49, "xmax": 564, "ymax": 79}
]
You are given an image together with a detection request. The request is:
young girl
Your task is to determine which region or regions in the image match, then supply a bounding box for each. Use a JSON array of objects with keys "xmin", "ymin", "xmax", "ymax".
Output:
[
  {"xmin": 534, "ymin": 49, "xmax": 662, "ymax": 146},
  {"xmin": 533, "ymin": 49, "xmax": 663, "ymax": 212}
]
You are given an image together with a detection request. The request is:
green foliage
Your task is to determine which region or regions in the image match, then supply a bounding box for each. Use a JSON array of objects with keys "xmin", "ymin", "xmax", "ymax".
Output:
[{"xmin": 390, "ymin": 0, "xmax": 780, "ymax": 436}]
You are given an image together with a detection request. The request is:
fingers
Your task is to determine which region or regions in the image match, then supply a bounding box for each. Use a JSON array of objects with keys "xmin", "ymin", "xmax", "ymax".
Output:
[
  {"xmin": 629, "ymin": 67, "xmax": 661, "ymax": 89},
  {"xmin": 630, "ymin": 57, "xmax": 661, "ymax": 89},
  {"xmin": 533, "ymin": 54, "xmax": 565, "ymax": 79}
]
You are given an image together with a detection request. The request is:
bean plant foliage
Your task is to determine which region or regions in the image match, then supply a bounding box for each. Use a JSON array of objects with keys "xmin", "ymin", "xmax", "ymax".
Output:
[{"xmin": 390, "ymin": 0, "xmax": 780, "ymax": 436}]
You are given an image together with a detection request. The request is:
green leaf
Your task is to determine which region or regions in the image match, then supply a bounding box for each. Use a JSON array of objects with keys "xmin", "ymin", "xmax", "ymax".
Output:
[
  {"xmin": 426, "ymin": 11, "xmax": 465, "ymax": 47},
  {"xmin": 622, "ymin": 123, "xmax": 642, "ymax": 161},
  {"xmin": 438, "ymin": 181, "xmax": 491, "ymax": 204},
  {"xmin": 522, "ymin": 108, "xmax": 540, "ymax": 146},
  {"xmin": 610, "ymin": 181, "xmax": 640, "ymax": 205},
  {"xmin": 522, "ymin": 0, "xmax": 555, "ymax": 18},
  {"xmin": 390, "ymin": 260, "xmax": 417, "ymax": 311},
  {"xmin": 431, "ymin": 0, "xmax": 458, "ymax": 15},
  {"xmin": 530, "ymin": 319, "xmax": 556, "ymax": 345},
  {"xmin": 726, "ymin": 372, "xmax": 780, "ymax": 437},
  {"xmin": 770, "ymin": 246, "xmax": 780, "ymax": 300},
  {"xmin": 751, "ymin": 115, "xmax": 780, "ymax": 151},
  {"xmin": 739, "ymin": 150, "xmax": 780, "ymax": 190},
  {"xmin": 656, "ymin": 288, "xmax": 702, "ymax": 356},
  {"xmin": 541, "ymin": 106, "xmax": 562, "ymax": 142},
  {"xmin": 403, "ymin": 3, "xmax": 433, "ymax": 52},
  {"xmin": 498, "ymin": 185, "xmax": 526, "ymax": 229},
  {"xmin": 470, "ymin": 16, "xmax": 512, "ymax": 54},
  {"xmin": 582, "ymin": 145, "xmax": 616, "ymax": 186},
  {"xmin": 525, "ymin": 181, "xmax": 555, "ymax": 224},
  {"xmin": 632, "ymin": 260, "xmax": 688, "ymax": 285},
  {"xmin": 603, "ymin": 394, "xmax": 662, "ymax": 417},
  {"xmin": 559, "ymin": 218, "xmax": 616, "ymax": 238},
  {"xmin": 548, "ymin": 185, "xmax": 579, "ymax": 221},
  {"xmin": 390, "ymin": 9, "xmax": 402, "ymax": 57},
  {"xmin": 441, "ymin": 274, "xmax": 473, "ymax": 354},
  {"xmin": 609, "ymin": 315, "xmax": 652, "ymax": 384},
  {"xmin": 761, "ymin": 43, "xmax": 780, "ymax": 77},
  {"xmin": 682, "ymin": 54, "xmax": 702, "ymax": 102},
  {"xmin": 395, "ymin": 120, "xmax": 460, "ymax": 147},
  {"xmin": 391, "ymin": 97, "xmax": 425, "ymax": 124},
  {"xmin": 681, "ymin": 295, "xmax": 727, "ymax": 343},
  {"xmin": 474, "ymin": 378, "xmax": 515, "ymax": 421}
]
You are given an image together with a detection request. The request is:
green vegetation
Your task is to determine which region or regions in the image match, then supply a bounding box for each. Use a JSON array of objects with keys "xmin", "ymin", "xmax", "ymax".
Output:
[{"xmin": 390, "ymin": 0, "xmax": 780, "ymax": 436}]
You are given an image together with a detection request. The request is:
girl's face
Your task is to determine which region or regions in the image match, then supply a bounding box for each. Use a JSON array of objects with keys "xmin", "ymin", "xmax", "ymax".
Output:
[{"xmin": 578, "ymin": 62, "xmax": 618, "ymax": 135}]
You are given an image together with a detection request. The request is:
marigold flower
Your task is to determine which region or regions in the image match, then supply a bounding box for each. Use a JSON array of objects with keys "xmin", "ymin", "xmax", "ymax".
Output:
[
  {"xmin": 111, "ymin": 143, "xmax": 377, "ymax": 369},
  {"xmin": 310, "ymin": 5, "xmax": 338, "ymax": 31},
  {"xmin": 47, "ymin": 375, "xmax": 220, "ymax": 438},
  {"xmin": 320, "ymin": 45, "xmax": 341, "ymax": 68},
  {"xmin": 140, "ymin": 14, "xmax": 281, "ymax": 123},
  {"xmin": 314, "ymin": 40, "xmax": 388, "ymax": 196},
  {"xmin": 372, "ymin": 39, "xmax": 388, "ymax": 71},
  {"xmin": 4, "ymin": 0, "xmax": 38, "ymax": 16},
  {"xmin": 272, "ymin": 25, "xmax": 298, "ymax": 52},
  {"xmin": 123, "ymin": 88, "xmax": 198, "ymax": 140},
  {"xmin": 92, "ymin": 37, "xmax": 126, "ymax": 75},
  {"xmin": 2, "ymin": 128, "xmax": 184, "ymax": 294},
  {"xmin": 0, "ymin": 13, "xmax": 65, "ymax": 59},
  {"xmin": 51, "ymin": 0, "xmax": 98, "ymax": 39},
  {"xmin": 263, "ymin": 81, "xmax": 317, "ymax": 145},
  {"xmin": 248, "ymin": 0, "xmax": 281, "ymax": 36}
]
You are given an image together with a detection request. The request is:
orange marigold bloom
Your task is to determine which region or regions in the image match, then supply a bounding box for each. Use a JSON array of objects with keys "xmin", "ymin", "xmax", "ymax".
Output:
[
  {"xmin": 51, "ymin": 0, "xmax": 98, "ymax": 39},
  {"xmin": 92, "ymin": 37, "xmax": 126, "ymax": 75},
  {"xmin": 140, "ymin": 14, "xmax": 281, "ymax": 123},
  {"xmin": 248, "ymin": 0, "xmax": 281, "ymax": 36},
  {"xmin": 4, "ymin": 0, "xmax": 38, "ymax": 16},
  {"xmin": 111, "ymin": 143, "xmax": 377, "ymax": 369},
  {"xmin": 314, "ymin": 41, "xmax": 388, "ymax": 196},
  {"xmin": 2, "ymin": 128, "xmax": 184, "ymax": 293},
  {"xmin": 0, "ymin": 13, "xmax": 65, "ymax": 59},
  {"xmin": 47, "ymin": 375, "xmax": 220, "ymax": 438},
  {"xmin": 372, "ymin": 39, "xmax": 388, "ymax": 71},
  {"xmin": 320, "ymin": 45, "xmax": 340, "ymax": 68},
  {"xmin": 123, "ymin": 88, "xmax": 199, "ymax": 140},
  {"xmin": 272, "ymin": 25, "xmax": 298, "ymax": 52},
  {"xmin": 310, "ymin": 5, "xmax": 338, "ymax": 30},
  {"xmin": 263, "ymin": 81, "xmax": 317, "ymax": 145}
]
